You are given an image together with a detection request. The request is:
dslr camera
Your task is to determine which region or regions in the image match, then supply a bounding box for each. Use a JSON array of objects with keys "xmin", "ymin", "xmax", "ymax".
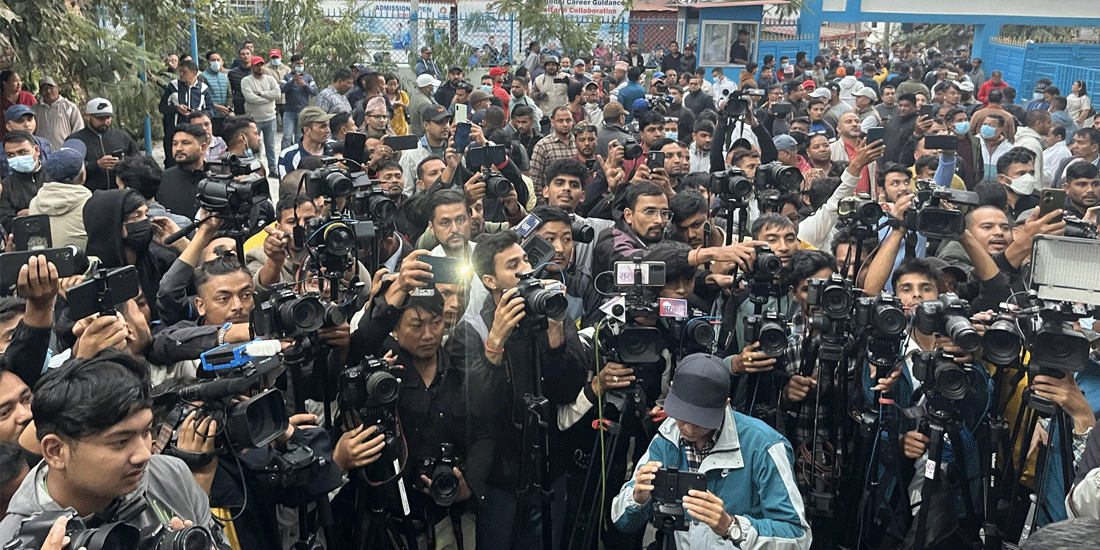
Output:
[
  {"xmin": 621, "ymin": 137, "xmax": 643, "ymax": 161},
  {"xmin": 914, "ymin": 294, "xmax": 980, "ymax": 352},
  {"xmin": 339, "ymin": 355, "xmax": 402, "ymax": 450},
  {"xmin": 838, "ymin": 193, "xmax": 884, "ymax": 228},
  {"xmin": 722, "ymin": 88, "xmax": 764, "ymax": 117},
  {"xmin": 709, "ymin": 167, "xmax": 753, "ymax": 201},
  {"xmin": 903, "ymin": 179, "xmax": 979, "ymax": 239},
  {"xmin": 912, "ymin": 349, "xmax": 971, "ymax": 402},
  {"xmin": 417, "ymin": 443, "xmax": 464, "ymax": 507},
  {"xmin": 515, "ymin": 270, "xmax": 568, "ymax": 330},
  {"xmin": 854, "ymin": 292, "xmax": 908, "ymax": 368},
  {"xmin": 744, "ymin": 311, "xmax": 789, "ymax": 358},
  {"xmin": 251, "ymin": 285, "xmax": 347, "ymax": 340}
]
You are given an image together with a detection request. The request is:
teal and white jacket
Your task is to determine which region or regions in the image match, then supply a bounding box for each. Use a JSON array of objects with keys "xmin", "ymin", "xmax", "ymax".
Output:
[{"xmin": 612, "ymin": 407, "xmax": 811, "ymax": 550}]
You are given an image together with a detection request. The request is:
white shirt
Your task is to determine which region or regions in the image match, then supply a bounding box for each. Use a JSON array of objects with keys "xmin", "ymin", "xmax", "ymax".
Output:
[
  {"xmin": 711, "ymin": 77, "xmax": 737, "ymax": 107},
  {"xmin": 1044, "ymin": 141, "xmax": 1073, "ymax": 185}
]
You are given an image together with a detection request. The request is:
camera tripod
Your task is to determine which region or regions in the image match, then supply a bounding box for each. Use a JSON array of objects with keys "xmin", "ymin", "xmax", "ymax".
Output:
[
  {"xmin": 516, "ymin": 329, "xmax": 555, "ymax": 550},
  {"xmin": 912, "ymin": 404, "xmax": 981, "ymax": 550},
  {"xmin": 650, "ymin": 508, "xmax": 689, "ymax": 550},
  {"xmin": 567, "ymin": 382, "xmax": 653, "ymax": 550}
]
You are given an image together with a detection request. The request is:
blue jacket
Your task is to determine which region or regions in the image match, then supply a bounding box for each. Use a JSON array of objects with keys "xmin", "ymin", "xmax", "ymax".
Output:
[
  {"xmin": 612, "ymin": 407, "xmax": 811, "ymax": 550},
  {"xmin": 281, "ymin": 72, "xmax": 317, "ymax": 112},
  {"xmin": 617, "ymin": 82, "xmax": 646, "ymax": 124}
]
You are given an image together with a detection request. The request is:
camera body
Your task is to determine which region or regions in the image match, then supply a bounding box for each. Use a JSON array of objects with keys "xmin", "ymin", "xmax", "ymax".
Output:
[
  {"xmin": 752, "ymin": 245, "xmax": 783, "ymax": 279},
  {"xmin": 571, "ymin": 219, "xmax": 594, "ymax": 243},
  {"xmin": 904, "ymin": 179, "xmax": 979, "ymax": 239},
  {"xmin": 251, "ymin": 286, "xmax": 330, "ymax": 339},
  {"xmin": 1063, "ymin": 215, "xmax": 1099, "ymax": 240},
  {"xmin": 306, "ymin": 165, "xmax": 356, "ymax": 199},
  {"xmin": 622, "ymin": 138, "xmax": 643, "ymax": 161},
  {"xmin": 912, "ymin": 349, "xmax": 970, "ymax": 402},
  {"xmin": 339, "ymin": 355, "xmax": 402, "ymax": 448},
  {"xmin": 349, "ymin": 185, "xmax": 397, "ymax": 226},
  {"xmin": 417, "ymin": 443, "xmax": 464, "ymax": 507},
  {"xmin": 269, "ymin": 441, "xmax": 326, "ymax": 488},
  {"xmin": 722, "ymin": 88, "xmax": 764, "ymax": 117},
  {"xmin": 838, "ymin": 193, "xmax": 883, "ymax": 228},
  {"xmin": 515, "ymin": 270, "xmax": 568, "ymax": 329},
  {"xmin": 914, "ymin": 294, "xmax": 980, "ymax": 352},
  {"xmin": 665, "ymin": 311, "xmax": 717, "ymax": 355},
  {"xmin": 806, "ymin": 274, "xmax": 855, "ymax": 319},
  {"xmin": 744, "ymin": 310, "xmax": 789, "ymax": 358},
  {"xmin": 854, "ymin": 293, "xmax": 908, "ymax": 337},
  {"xmin": 197, "ymin": 157, "xmax": 267, "ymax": 217},
  {"xmin": 709, "ymin": 167, "xmax": 752, "ymax": 200}
]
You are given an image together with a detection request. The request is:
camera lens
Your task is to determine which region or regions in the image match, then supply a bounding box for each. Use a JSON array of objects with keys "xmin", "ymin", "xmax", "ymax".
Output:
[
  {"xmin": 367, "ymin": 194, "xmax": 397, "ymax": 223},
  {"xmin": 277, "ymin": 295, "xmax": 324, "ymax": 333},
  {"xmin": 757, "ymin": 322, "xmax": 787, "ymax": 356},
  {"xmin": 364, "ymin": 370, "xmax": 399, "ymax": 404},
  {"xmin": 983, "ymin": 319, "xmax": 1022, "ymax": 364},
  {"xmin": 820, "ymin": 287, "xmax": 852, "ymax": 317},
  {"xmin": 323, "ymin": 223, "xmax": 355, "ymax": 256},
  {"xmin": 486, "ymin": 175, "xmax": 514, "ymax": 198},
  {"xmin": 944, "ymin": 314, "xmax": 981, "ymax": 352},
  {"xmin": 323, "ymin": 170, "xmax": 354, "ymax": 197},
  {"xmin": 935, "ymin": 362, "xmax": 969, "ymax": 401},
  {"xmin": 431, "ymin": 468, "xmax": 461, "ymax": 507},
  {"xmin": 755, "ymin": 253, "xmax": 782, "ymax": 275},
  {"xmin": 687, "ymin": 319, "xmax": 716, "ymax": 347},
  {"xmin": 69, "ymin": 522, "xmax": 140, "ymax": 550},
  {"xmin": 171, "ymin": 526, "xmax": 215, "ymax": 550},
  {"xmin": 875, "ymin": 304, "xmax": 908, "ymax": 337},
  {"xmin": 527, "ymin": 288, "xmax": 567, "ymax": 319}
]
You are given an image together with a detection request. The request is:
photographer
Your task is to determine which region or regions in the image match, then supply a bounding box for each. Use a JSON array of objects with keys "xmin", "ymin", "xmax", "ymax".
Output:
[
  {"xmin": 447, "ymin": 230, "xmax": 588, "ymax": 550},
  {"xmin": 612, "ymin": 353, "xmax": 810, "ymax": 550},
  {"xmin": 0, "ymin": 352, "xmax": 229, "ymax": 548},
  {"xmin": 346, "ymin": 251, "xmax": 491, "ymax": 550}
]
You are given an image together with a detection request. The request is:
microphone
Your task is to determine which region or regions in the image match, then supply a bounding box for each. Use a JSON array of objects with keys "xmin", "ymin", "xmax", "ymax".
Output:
[{"xmin": 164, "ymin": 218, "xmax": 202, "ymax": 245}]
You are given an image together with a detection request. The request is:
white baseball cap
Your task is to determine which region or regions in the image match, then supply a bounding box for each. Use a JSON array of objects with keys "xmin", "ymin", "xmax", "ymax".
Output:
[{"xmin": 416, "ymin": 74, "xmax": 441, "ymax": 88}]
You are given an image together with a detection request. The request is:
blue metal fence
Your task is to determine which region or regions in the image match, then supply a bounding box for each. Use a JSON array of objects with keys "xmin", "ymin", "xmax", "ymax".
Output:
[
  {"xmin": 986, "ymin": 39, "xmax": 1100, "ymax": 106},
  {"xmin": 757, "ymin": 38, "xmax": 818, "ymax": 67}
]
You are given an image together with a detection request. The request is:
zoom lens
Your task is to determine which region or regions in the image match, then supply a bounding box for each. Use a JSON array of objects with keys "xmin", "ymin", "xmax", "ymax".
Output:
[{"xmin": 364, "ymin": 370, "xmax": 399, "ymax": 404}]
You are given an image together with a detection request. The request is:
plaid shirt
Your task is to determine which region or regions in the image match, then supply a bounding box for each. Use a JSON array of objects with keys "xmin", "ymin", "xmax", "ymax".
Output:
[
  {"xmin": 680, "ymin": 423, "xmax": 722, "ymax": 472},
  {"xmin": 530, "ymin": 132, "xmax": 575, "ymax": 200}
]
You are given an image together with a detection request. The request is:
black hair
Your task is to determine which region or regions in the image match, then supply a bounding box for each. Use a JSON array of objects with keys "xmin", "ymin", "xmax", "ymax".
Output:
[
  {"xmin": 987, "ymin": 88, "xmax": 1003, "ymax": 104},
  {"xmin": 567, "ymin": 81, "xmax": 584, "ymax": 103},
  {"xmin": 403, "ymin": 290, "xmax": 446, "ymax": 320},
  {"xmin": 914, "ymin": 154, "xmax": 939, "ymax": 175},
  {"xmin": 193, "ymin": 254, "xmax": 249, "ymax": 294},
  {"xmin": 788, "ymin": 249, "xmax": 836, "ymax": 285},
  {"xmin": 830, "ymin": 227, "xmax": 878, "ymax": 258},
  {"xmin": 897, "ymin": 92, "xmax": 917, "ymax": 105},
  {"xmin": 530, "ymin": 205, "xmax": 572, "ymax": 230},
  {"xmin": 275, "ymin": 194, "xmax": 314, "ymax": 216},
  {"xmin": 1076, "ymin": 127, "xmax": 1100, "ymax": 147},
  {"xmin": 627, "ymin": 66, "xmax": 643, "ymax": 82},
  {"xmin": 333, "ymin": 68, "xmax": 352, "ymax": 82},
  {"xmin": 545, "ymin": 158, "xmax": 587, "ymax": 187},
  {"xmin": 983, "ymin": 113, "xmax": 1005, "ymax": 128},
  {"xmin": 329, "ymin": 112, "xmax": 352, "ymax": 135},
  {"xmin": 1051, "ymin": 96, "xmax": 1068, "ymax": 110},
  {"xmin": 116, "ymin": 155, "xmax": 164, "ymax": 201},
  {"xmin": 1052, "ymin": 125, "xmax": 1067, "ymax": 140},
  {"xmin": 173, "ymin": 123, "xmax": 208, "ymax": 144},
  {"xmin": 177, "ymin": 59, "xmax": 198, "ymax": 74},
  {"xmin": 221, "ymin": 115, "xmax": 255, "ymax": 143},
  {"xmin": 669, "ymin": 190, "xmax": 709, "ymax": 224},
  {"xmin": 1065, "ymin": 160, "xmax": 1100, "ymax": 183},
  {"xmin": 204, "ymin": 51, "xmax": 218, "ymax": 61},
  {"xmin": 890, "ymin": 257, "xmax": 940, "ymax": 293},
  {"xmin": 2, "ymin": 131, "xmax": 34, "ymax": 147},
  {"xmin": 637, "ymin": 111, "xmax": 666, "ymax": 133},
  {"xmin": 377, "ymin": 160, "xmax": 402, "ymax": 175},
  {"xmin": 996, "ymin": 146, "xmax": 1036, "ymax": 175},
  {"xmin": 750, "ymin": 213, "xmax": 796, "ymax": 239},
  {"xmin": 512, "ymin": 105, "xmax": 536, "ymax": 120},
  {"xmin": 651, "ymin": 137, "xmax": 678, "ymax": 152},
  {"xmin": 33, "ymin": 351, "xmax": 152, "ymax": 441},
  {"xmin": 624, "ymin": 182, "xmax": 665, "ymax": 210},
  {"xmin": 681, "ymin": 172, "xmax": 710, "ymax": 192},
  {"xmin": 471, "ymin": 229, "xmax": 521, "ymax": 278},
  {"xmin": 877, "ymin": 162, "xmax": 910, "ymax": 187},
  {"xmin": 290, "ymin": 54, "xmax": 304, "ymax": 63},
  {"xmin": 974, "ymin": 180, "xmax": 1009, "ymax": 210},
  {"xmin": 428, "ymin": 188, "xmax": 466, "ymax": 223},
  {"xmin": 0, "ymin": 297, "xmax": 24, "ymax": 325},
  {"xmin": 184, "ymin": 110, "xmax": 210, "ymax": 123}
]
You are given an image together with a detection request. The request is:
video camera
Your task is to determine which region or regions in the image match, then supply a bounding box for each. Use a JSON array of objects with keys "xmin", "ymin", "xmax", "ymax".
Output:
[
  {"xmin": 1063, "ymin": 215, "xmax": 1099, "ymax": 240},
  {"xmin": 198, "ymin": 156, "xmax": 267, "ymax": 224},
  {"xmin": 903, "ymin": 179, "xmax": 980, "ymax": 239},
  {"xmin": 251, "ymin": 284, "xmax": 348, "ymax": 340},
  {"xmin": 171, "ymin": 340, "xmax": 290, "ymax": 451},
  {"xmin": 417, "ymin": 443, "xmax": 464, "ymax": 507},
  {"xmin": 722, "ymin": 88, "xmax": 765, "ymax": 117},
  {"xmin": 643, "ymin": 94, "xmax": 672, "ymax": 114},
  {"xmin": 597, "ymin": 260, "xmax": 668, "ymax": 364}
]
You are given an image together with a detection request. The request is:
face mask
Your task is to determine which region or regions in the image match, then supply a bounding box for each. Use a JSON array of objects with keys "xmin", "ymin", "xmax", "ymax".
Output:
[
  {"xmin": 665, "ymin": 131, "xmax": 678, "ymax": 140},
  {"xmin": 294, "ymin": 65, "xmax": 304, "ymax": 73},
  {"xmin": 123, "ymin": 219, "xmax": 153, "ymax": 250},
  {"xmin": 1034, "ymin": 92, "xmax": 1044, "ymax": 100},
  {"xmin": 1008, "ymin": 173, "xmax": 1039, "ymax": 196},
  {"xmin": 954, "ymin": 121, "xmax": 970, "ymax": 135},
  {"xmin": 209, "ymin": 61, "xmax": 221, "ymax": 72},
  {"xmin": 271, "ymin": 58, "xmax": 281, "ymax": 66},
  {"xmin": 980, "ymin": 125, "xmax": 997, "ymax": 139},
  {"xmin": 480, "ymin": 85, "xmax": 493, "ymax": 93},
  {"xmin": 782, "ymin": 62, "xmax": 790, "ymax": 68},
  {"xmin": 8, "ymin": 154, "xmax": 35, "ymax": 174}
]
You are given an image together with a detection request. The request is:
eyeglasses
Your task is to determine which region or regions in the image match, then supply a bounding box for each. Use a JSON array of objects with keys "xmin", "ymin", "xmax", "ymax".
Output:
[{"xmin": 639, "ymin": 208, "xmax": 673, "ymax": 221}]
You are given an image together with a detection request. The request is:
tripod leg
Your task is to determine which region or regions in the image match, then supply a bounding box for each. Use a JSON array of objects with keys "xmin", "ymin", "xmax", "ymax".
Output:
[{"xmin": 913, "ymin": 421, "xmax": 946, "ymax": 550}]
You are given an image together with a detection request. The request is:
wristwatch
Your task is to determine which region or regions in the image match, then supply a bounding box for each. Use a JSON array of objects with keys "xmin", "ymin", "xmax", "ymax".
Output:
[{"xmin": 725, "ymin": 516, "xmax": 744, "ymax": 544}]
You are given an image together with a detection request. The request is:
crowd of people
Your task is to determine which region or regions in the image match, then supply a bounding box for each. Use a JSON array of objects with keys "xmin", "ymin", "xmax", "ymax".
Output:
[{"xmin": 0, "ymin": 33, "xmax": 1096, "ymax": 550}]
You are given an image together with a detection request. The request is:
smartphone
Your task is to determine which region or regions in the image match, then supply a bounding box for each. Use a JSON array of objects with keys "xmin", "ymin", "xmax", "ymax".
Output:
[
  {"xmin": 1040, "ymin": 188, "xmax": 1067, "ymax": 221},
  {"xmin": 455, "ymin": 104, "xmax": 468, "ymax": 124},
  {"xmin": 772, "ymin": 102, "xmax": 793, "ymax": 116},
  {"xmin": 615, "ymin": 261, "xmax": 666, "ymax": 286},
  {"xmin": 12, "ymin": 214, "xmax": 52, "ymax": 251},
  {"xmin": 466, "ymin": 146, "xmax": 487, "ymax": 168},
  {"xmin": 383, "ymin": 134, "xmax": 418, "ymax": 151},
  {"xmin": 865, "ymin": 127, "xmax": 885, "ymax": 145},
  {"xmin": 924, "ymin": 134, "xmax": 958, "ymax": 151},
  {"xmin": 421, "ymin": 255, "xmax": 468, "ymax": 285},
  {"xmin": 919, "ymin": 105, "xmax": 934, "ymax": 118},
  {"xmin": 343, "ymin": 132, "xmax": 367, "ymax": 169},
  {"xmin": 651, "ymin": 468, "xmax": 708, "ymax": 504},
  {"xmin": 111, "ymin": 149, "xmax": 125, "ymax": 159},
  {"xmin": 66, "ymin": 266, "xmax": 141, "ymax": 320},
  {"xmin": 454, "ymin": 122, "xmax": 472, "ymax": 154},
  {"xmin": 0, "ymin": 246, "xmax": 82, "ymax": 289},
  {"xmin": 584, "ymin": 158, "xmax": 598, "ymax": 171},
  {"xmin": 646, "ymin": 151, "xmax": 665, "ymax": 171}
]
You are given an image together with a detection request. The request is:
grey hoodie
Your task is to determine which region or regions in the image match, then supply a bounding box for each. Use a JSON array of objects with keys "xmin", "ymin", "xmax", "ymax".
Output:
[
  {"xmin": 0, "ymin": 455, "xmax": 227, "ymax": 548},
  {"xmin": 27, "ymin": 181, "xmax": 92, "ymax": 250}
]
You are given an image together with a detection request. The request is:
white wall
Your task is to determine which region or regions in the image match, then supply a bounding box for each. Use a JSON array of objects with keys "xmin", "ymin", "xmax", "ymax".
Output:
[{"xmin": 862, "ymin": 0, "xmax": 1098, "ymax": 19}]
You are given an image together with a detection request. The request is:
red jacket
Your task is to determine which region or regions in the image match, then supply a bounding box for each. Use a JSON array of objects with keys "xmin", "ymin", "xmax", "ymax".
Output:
[
  {"xmin": 977, "ymin": 79, "xmax": 1008, "ymax": 106},
  {"xmin": 492, "ymin": 83, "xmax": 510, "ymax": 112}
]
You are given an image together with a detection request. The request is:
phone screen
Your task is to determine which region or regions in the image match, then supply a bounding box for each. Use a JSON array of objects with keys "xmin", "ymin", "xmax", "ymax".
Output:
[{"xmin": 454, "ymin": 122, "xmax": 472, "ymax": 153}]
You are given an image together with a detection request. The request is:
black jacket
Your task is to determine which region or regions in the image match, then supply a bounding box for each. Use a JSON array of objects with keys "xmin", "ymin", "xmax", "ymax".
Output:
[
  {"xmin": 67, "ymin": 127, "xmax": 139, "ymax": 191},
  {"xmin": 883, "ymin": 111, "xmax": 918, "ymax": 165},
  {"xmin": 0, "ymin": 167, "xmax": 47, "ymax": 231},
  {"xmin": 446, "ymin": 293, "xmax": 587, "ymax": 493},
  {"xmin": 228, "ymin": 66, "xmax": 250, "ymax": 115},
  {"xmin": 683, "ymin": 89, "xmax": 716, "ymax": 117},
  {"xmin": 157, "ymin": 165, "xmax": 206, "ymax": 219}
]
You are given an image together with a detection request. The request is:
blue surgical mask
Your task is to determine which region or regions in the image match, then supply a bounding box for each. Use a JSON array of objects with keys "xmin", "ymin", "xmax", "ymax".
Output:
[
  {"xmin": 1033, "ymin": 92, "xmax": 1044, "ymax": 100},
  {"xmin": 8, "ymin": 154, "xmax": 34, "ymax": 173},
  {"xmin": 980, "ymin": 124, "xmax": 996, "ymax": 139},
  {"xmin": 209, "ymin": 60, "xmax": 221, "ymax": 72},
  {"xmin": 954, "ymin": 121, "xmax": 970, "ymax": 135},
  {"xmin": 271, "ymin": 58, "xmax": 281, "ymax": 66},
  {"xmin": 665, "ymin": 131, "xmax": 677, "ymax": 140},
  {"xmin": 293, "ymin": 65, "xmax": 304, "ymax": 73}
]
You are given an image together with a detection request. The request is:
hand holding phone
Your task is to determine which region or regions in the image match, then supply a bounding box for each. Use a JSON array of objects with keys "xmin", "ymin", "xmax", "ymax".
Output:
[{"xmin": 454, "ymin": 122, "xmax": 472, "ymax": 154}]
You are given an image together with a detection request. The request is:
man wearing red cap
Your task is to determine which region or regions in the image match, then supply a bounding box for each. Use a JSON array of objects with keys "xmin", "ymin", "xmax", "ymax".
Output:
[
  {"xmin": 264, "ymin": 48, "xmax": 291, "ymax": 132},
  {"xmin": 489, "ymin": 66, "xmax": 510, "ymax": 112}
]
